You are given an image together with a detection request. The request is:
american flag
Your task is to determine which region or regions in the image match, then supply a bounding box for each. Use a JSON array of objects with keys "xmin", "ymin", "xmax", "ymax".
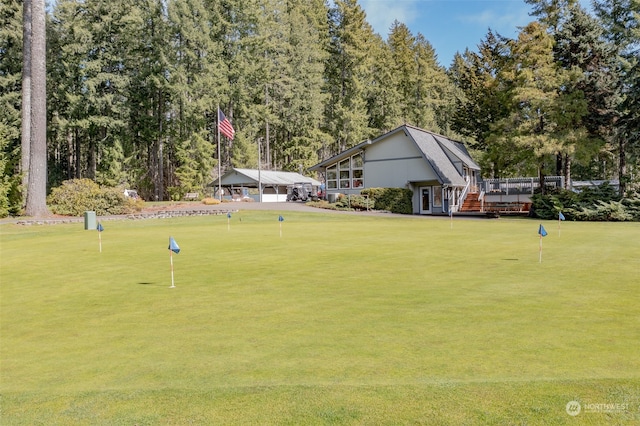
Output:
[{"xmin": 218, "ymin": 109, "xmax": 235, "ymax": 140}]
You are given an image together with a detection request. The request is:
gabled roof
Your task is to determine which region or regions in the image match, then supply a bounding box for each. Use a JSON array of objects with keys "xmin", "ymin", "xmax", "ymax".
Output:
[
  {"xmin": 310, "ymin": 125, "xmax": 479, "ymax": 187},
  {"xmin": 212, "ymin": 168, "xmax": 321, "ymax": 186},
  {"xmin": 432, "ymin": 134, "xmax": 481, "ymax": 171},
  {"xmin": 404, "ymin": 127, "xmax": 467, "ymax": 187}
]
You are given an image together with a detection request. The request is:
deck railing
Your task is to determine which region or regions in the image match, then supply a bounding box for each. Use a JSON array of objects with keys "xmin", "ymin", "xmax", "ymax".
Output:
[{"xmin": 482, "ymin": 176, "xmax": 564, "ymax": 195}]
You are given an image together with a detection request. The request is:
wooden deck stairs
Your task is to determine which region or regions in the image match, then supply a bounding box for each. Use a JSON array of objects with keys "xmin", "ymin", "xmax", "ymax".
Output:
[{"xmin": 460, "ymin": 192, "xmax": 482, "ymax": 212}]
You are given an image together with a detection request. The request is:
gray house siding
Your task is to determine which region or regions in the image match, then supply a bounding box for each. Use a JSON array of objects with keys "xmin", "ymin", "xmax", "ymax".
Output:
[{"xmin": 310, "ymin": 125, "xmax": 479, "ymax": 215}]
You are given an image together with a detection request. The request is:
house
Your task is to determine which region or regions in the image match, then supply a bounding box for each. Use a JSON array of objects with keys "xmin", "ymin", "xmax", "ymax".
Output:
[
  {"xmin": 310, "ymin": 125, "xmax": 481, "ymax": 215},
  {"xmin": 211, "ymin": 168, "xmax": 321, "ymax": 202}
]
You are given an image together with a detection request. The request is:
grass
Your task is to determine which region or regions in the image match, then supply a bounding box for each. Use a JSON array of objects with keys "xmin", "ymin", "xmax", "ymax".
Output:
[{"xmin": 1, "ymin": 211, "xmax": 639, "ymax": 424}]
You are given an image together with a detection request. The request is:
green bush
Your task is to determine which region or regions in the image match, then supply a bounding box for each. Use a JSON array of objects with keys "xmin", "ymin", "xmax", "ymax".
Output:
[
  {"xmin": 361, "ymin": 187, "xmax": 413, "ymax": 214},
  {"xmin": 48, "ymin": 179, "xmax": 143, "ymax": 216},
  {"xmin": 334, "ymin": 194, "xmax": 374, "ymax": 211},
  {"xmin": 531, "ymin": 183, "xmax": 638, "ymax": 221}
]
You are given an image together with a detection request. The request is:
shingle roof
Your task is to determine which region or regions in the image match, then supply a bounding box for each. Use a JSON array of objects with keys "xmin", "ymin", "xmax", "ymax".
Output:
[
  {"xmin": 405, "ymin": 127, "xmax": 467, "ymax": 187},
  {"xmin": 310, "ymin": 125, "xmax": 478, "ymax": 188}
]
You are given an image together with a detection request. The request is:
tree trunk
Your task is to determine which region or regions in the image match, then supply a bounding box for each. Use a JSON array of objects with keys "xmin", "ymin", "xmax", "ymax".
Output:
[
  {"xmin": 538, "ymin": 163, "xmax": 546, "ymax": 196},
  {"xmin": 564, "ymin": 154, "xmax": 571, "ymax": 190},
  {"xmin": 618, "ymin": 136, "xmax": 626, "ymax": 196},
  {"xmin": 25, "ymin": 0, "xmax": 49, "ymax": 217},
  {"xmin": 74, "ymin": 128, "xmax": 81, "ymax": 178},
  {"xmin": 155, "ymin": 89, "xmax": 164, "ymax": 201},
  {"xmin": 21, "ymin": 0, "xmax": 32, "ymax": 207}
]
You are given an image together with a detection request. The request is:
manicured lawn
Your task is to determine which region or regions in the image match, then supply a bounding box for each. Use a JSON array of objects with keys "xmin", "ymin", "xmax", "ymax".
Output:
[{"xmin": 1, "ymin": 211, "xmax": 638, "ymax": 424}]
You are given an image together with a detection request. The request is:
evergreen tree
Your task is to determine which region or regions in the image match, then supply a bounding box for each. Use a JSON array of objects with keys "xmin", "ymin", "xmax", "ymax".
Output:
[
  {"xmin": 554, "ymin": 3, "xmax": 620, "ymax": 183},
  {"xmin": 167, "ymin": 0, "xmax": 223, "ymax": 196},
  {"xmin": 449, "ymin": 31, "xmax": 516, "ymax": 176},
  {"xmin": 366, "ymin": 32, "xmax": 402, "ymax": 134},
  {"xmin": 493, "ymin": 22, "xmax": 575, "ymax": 190},
  {"xmin": 324, "ymin": 0, "xmax": 375, "ymax": 155},
  {"xmin": 0, "ymin": 0, "xmax": 23, "ymax": 214},
  {"xmin": 593, "ymin": 0, "xmax": 640, "ymax": 194}
]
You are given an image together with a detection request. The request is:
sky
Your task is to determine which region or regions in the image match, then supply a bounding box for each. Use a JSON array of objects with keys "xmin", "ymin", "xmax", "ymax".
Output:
[{"xmin": 359, "ymin": 0, "xmax": 591, "ymax": 67}]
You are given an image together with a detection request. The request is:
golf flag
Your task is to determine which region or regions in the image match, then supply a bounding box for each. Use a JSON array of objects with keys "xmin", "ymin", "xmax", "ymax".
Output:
[
  {"xmin": 538, "ymin": 224, "xmax": 547, "ymax": 263},
  {"xmin": 97, "ymin": 222, "xmax": 104, "ymax": 252},
  {"xmin": 558, "ymin": 211, "xmax": 565, "ymax": 236},
  {"xmin": 168, "ymin": 237, "xmax": 180, "ymax": 288},
  {"xmin": 278, "ymin": 215, "xmax": 284, "ymax": 237},
  {"xmin": 538, "ymin": 224, "xmax": 548, "ymax": 237},
  {"xmin": 218, "ymin": 109, "xmax": 235, "ymax": 140},
  {"xmin": 168, "ymin": 236, "xmax": 180, "ymax": 253}
]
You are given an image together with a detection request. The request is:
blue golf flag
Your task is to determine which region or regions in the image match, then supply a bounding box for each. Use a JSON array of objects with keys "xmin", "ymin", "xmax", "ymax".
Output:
[
  {"xmin": 559, "ymin": 212, "xmax": 565, "ymax": 221},
  {"xmin": 227, "ymin": 212, "xmax": 231, "ymax": 219},
  {"xmin": 538, "ymin": 224, "xmax": 547, "ymax": 237},
  {"xmin": 278, "ymin": 215, "xmax": 284, "ymax": 222},
  {"xmin": 97, "ymin": 223, "xmax": 104, "ymax": 232},
  {"xmin": 168, "ymin": 237, "xmax": 180, "ymax": 254}
]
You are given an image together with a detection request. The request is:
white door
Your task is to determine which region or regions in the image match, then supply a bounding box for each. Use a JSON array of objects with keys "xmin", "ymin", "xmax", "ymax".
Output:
[{"xmin": 420, "ymin": 187, "xmax": 431, "ymax": 214}]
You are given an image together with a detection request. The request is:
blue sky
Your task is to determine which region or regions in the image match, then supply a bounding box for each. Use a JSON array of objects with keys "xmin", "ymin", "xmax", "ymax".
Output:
[{"xmin": 359, "ymin": 0, "xmax": 592, "ymax": 67}]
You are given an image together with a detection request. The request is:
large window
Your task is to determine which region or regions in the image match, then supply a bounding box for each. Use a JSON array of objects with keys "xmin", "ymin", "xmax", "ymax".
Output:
[
  {"xmin": 339, "ymin": 158, "xmax": 350, "ymax": 188},
  {"xmin": 352, "ymin": 153, "xmax": 363, "ymax": 188},
  {"xmin": 326, "ymin": 153, "xmax": 364, "ymax": 190},
  {"xmin": 327, "ymin": 165, "xmax": 337, "ymax": 189}
]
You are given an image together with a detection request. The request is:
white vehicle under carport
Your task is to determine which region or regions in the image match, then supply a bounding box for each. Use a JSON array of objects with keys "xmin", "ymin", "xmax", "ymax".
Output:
[{"xmin": 286, "ymin": 182, "xmax": 319, "ymax": 202}]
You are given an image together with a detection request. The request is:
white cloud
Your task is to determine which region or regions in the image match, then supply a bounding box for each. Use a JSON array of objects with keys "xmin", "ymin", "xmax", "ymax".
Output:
[
  {"xmin": 457, "ymin": 3, "xmax": 532, "ymax": 36},
  {"xmin": 360, "ymin": 0, "xmax": 420, "ymax": 36}
]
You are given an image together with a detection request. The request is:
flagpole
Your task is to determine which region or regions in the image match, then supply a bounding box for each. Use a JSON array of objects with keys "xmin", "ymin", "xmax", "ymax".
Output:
[
  {"xmin": 170, "ymin": 250, "xmax": 175, "ymax": 288},
  {"xmin": 539, "ymin": 234, "xmax": 543, "ymax": 263},
  {"xmin": 258, "ymin": 137, "xmax": 262, "ymax": 202},
  {"xmin": 99, "ymin": 230, "xmax": 102, "ymax": 253},
  {"xmin": 558, "ymin": 212, "xmax": 565, "ymax": 236},
  {"xmin": 217, "ymin": 104, "xmax": 222, "ymax": 201}
]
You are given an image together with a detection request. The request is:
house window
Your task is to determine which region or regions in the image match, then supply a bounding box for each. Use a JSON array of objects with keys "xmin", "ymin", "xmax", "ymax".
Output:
[
  {"xmin": 433, "ymin": 186, "xmax": 442, "ymax": 207},
  {"xmin": 327, "ymin": 165, "xmax": 337, "ymax": 189},
  {"xmin": 339, "ymin": 158, "xmax": 350, "ymax": 189},
  {"xmin": 327, "ymin": 152, "xmax": 365, "ymax": 190},
  {"xmin": 352, "ymin": 153, "xmax": 364, "ymax": 188}
]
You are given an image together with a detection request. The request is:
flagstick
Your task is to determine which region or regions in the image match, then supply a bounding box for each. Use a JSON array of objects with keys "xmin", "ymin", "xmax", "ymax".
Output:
[
  {"xmin": 539, "ymin": 234, "xmax": 543, "ymax": 263},
  {"xmin": 98, "ymin": 231, "xmax": 102, "ymax": 253},
  {"xmin": 169, "ymin": 250, "xmax": 175, "ymax": 288},
  {"xmin": 558, "ymin": 217, "xmax": 561, "ymax": 237},
  {"xmin": 227, "ymin": 215, "xmax": 230, "ymax": 231},
  {"xmin": 279, "ymin": 222, "xmax": 282, "ymax": 238}
]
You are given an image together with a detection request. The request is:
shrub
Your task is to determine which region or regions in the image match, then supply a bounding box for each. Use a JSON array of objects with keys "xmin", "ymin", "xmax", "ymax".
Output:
[
  {"xmin": 334, "ymin": 194, "xmax": 374, "ymax": 211},
  {"xmin": 361, "ymin": 188, "xmax": 413, "ymax": 214},
  {"xmin": 531, "ymin": 183, "xmax": 638, "ymax": 221},
  {"xmin": 48, "ymin": 179, "xmax": 143, "ymax": 216},
  {"xmin": 202, "ymin": 197, "xmax": 221, "ymax": 205}
]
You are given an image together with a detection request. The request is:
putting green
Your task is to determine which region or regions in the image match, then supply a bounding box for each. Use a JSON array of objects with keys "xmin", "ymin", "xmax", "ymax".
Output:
[{"xmin": 1, "ymin": 212, "xmax": 638, "ymax": 424}]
